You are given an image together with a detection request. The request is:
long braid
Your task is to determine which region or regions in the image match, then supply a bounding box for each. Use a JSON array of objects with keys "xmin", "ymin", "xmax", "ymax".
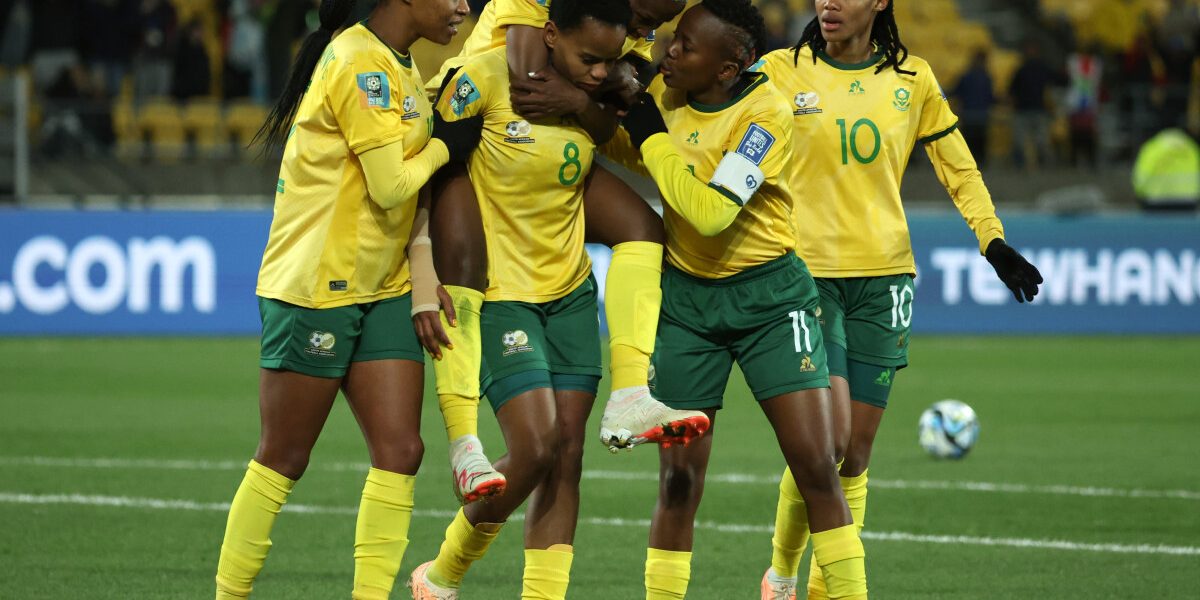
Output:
[{"xmin": 793, "ymin": 2, "xmax": 915, "ymax": 76}]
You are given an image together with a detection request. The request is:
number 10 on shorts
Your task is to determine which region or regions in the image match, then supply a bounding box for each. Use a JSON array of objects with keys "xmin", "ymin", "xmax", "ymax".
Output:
[{"xmin": 789, "ymin": 310, "xmax": 812, "ymax": 353}]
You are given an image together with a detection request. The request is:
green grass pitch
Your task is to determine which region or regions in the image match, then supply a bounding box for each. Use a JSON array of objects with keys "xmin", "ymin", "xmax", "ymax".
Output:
[{"xmin": 1, "ymin": 336, "xmax": 1198, "ymax": 599}]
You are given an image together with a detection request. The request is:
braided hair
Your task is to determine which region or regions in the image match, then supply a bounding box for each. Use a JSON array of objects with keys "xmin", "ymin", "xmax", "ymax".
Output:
[
  {"xmin": 699, "ymin": 0, "xmax": 768, "ymax": 69},
  {"xmin": 793, "ymin": 1, "xmax": 915, "ymax": 76},
  {"xmin": 254, "ymin": 0, "xmax": 357, "ymax": 151}
]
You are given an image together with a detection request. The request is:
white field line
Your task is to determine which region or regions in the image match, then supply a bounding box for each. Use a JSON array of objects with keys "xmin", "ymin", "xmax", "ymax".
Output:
[
  {"xmin": 2, "ymin": 491, "xmax": 1198, "ymax": 557},
  {"xmin": 4, "ymin": 456, "xmax": 1196, "ymax": 501}
]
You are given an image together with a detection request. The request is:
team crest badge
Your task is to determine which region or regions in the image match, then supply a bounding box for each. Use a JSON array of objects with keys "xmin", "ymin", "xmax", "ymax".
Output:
[
  {"xmin": 893, "ymin": 87, "xmax": 911, "ymax": 111},
  {"xmin": 305, "ymin": 331, "xmax": 337, "ymax": 357},
  {"xmin": 501, "ymin": 330, "xmax": 533, "ymax": 356},
  {"xmin": 793, "ymin": 91, "xmax": 822, "ymax": 115},
  {"xmin": 504, "ymin": 120, "xmax": 535, "ymax": 143},
  {"xmin": 401, "ymin": 95, "xmax": 422, "ymax": 120},
  {"xmin": 357, "ymin": 72, "xmax": 390, "ymax": 108}
]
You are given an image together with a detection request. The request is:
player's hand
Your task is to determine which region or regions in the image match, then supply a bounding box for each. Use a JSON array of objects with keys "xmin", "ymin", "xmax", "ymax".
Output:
[
  {"xmin": 598, "ymin": 61, "xmax": 643, "ymax": 110},
  {"xmin": 412, "ymin": 285, "xmax": 458, "ymax": 360},
  {"xmin": 510, "ymin": 68, "xmax": 589, "ymax": 120},
  {"xmin": 432, "ymin": 111, "xmax": 483, "ymax": 163},
  {"xmin": 985, "ymin": 239, "xmax": 1043, "ymax": 303},
  {"xmin": 621, "ymin": 92, "xmax": 667, "ymax": 149}
]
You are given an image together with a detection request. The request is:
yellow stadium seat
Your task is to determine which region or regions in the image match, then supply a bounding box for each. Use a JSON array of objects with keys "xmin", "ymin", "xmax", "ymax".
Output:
[
  {"xmin": 139, "ymin": 98, "xmax": 186, "ymax": 163},
  {"xmin": 224, "ymin": 101, "xmax": 269, "ymax": 157},
  {"xmin": 183, "ymin": 98, "xmax": 225, "ymax": 158}
]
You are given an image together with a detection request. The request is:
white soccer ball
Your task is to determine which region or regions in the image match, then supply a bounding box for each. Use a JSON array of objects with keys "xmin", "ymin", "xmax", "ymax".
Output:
[{"xmin": 918, "ymin": 399, "xmax": 979, "ymax": 459}]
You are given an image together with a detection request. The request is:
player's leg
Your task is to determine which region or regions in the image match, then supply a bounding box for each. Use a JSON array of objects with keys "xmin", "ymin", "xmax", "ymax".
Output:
[
  {"xmin": 341, "ymin": 295, "xmax": 429, "ymax": 600},
  {"xmin": 735, "ymin": 257, "xmax": 865, "ymax": 600},
  {"xmin": 520, "ymin": 276, "xmax": 603, "ymax": 599},
  {"xmin": 644, "ymin": 265, "xmax": 732, "ymax": 599},
  {"xmin": 584, "ymin": 164, "xmax": 709, "ymax": 449},
  {"xmin": 410, "ymin": 300, "xmax": 561, "ymax": 597},
  {"xmin": 429, "ymin": 163, "xmax": 504, "ymax": 503},
  {"xmin": 765, "ymin": 279, "xmax": 850, "ymax": 598},
  {"xmin": 215, "ymin": 299, "xmax": 352, "ymax": 599}
]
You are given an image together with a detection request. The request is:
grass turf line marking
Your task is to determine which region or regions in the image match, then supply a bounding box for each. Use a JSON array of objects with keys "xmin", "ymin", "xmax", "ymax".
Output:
[
  {"xmin": 5, "ymin": 456, "xmax": 1196, "ymax": 501},
  {"xmin": 3, "ymin": 491, "xmax": 1198, "ymax": 557}
]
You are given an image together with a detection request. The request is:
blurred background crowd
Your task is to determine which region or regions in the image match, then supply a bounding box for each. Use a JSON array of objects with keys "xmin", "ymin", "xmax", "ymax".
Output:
[{"xmin": 0, "ymin": 0, "xmax": 1197, "ymax": 210}]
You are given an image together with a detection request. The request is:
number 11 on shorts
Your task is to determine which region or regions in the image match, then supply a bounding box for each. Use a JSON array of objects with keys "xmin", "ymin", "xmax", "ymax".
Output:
[{"xmin": 789, "ymin": 310, "xmax": 812, "ymax": 353}]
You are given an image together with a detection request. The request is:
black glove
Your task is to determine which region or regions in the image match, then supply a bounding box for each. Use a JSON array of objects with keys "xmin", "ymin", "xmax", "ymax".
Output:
[
  {"xmin": 432, "ymin": 111, "xmax": 483, "ymax": 163},
  {"xmin": 985, "ymin": 239, "xmax": 1043, "ymax": 303},
  {"xmin": 621, "ymin": 92, "xmax": 667, "ymax": 149}
]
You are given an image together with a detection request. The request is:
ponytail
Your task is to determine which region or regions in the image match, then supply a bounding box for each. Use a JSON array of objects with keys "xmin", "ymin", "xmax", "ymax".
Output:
[{"xmin": 254, "ymin": 0, "xmax": 357, "ymax": 151}]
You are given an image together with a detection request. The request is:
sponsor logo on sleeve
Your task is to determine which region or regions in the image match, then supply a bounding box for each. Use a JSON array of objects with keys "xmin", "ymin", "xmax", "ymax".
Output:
[{"xmin": 735, "ymin": 124, "xmax": 776, "ymax": 166}]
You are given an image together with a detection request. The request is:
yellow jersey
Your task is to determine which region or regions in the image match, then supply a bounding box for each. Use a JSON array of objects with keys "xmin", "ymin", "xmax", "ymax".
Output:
[
  {"xmin": 754, "ymin": 46, "xmax": 1005, "ymax": 277},
  {"xmin": 435, "ymin": 47, "xmax": 594, "ymax": 303},
  {"xmin": 257, "ymin": 23, "xmax": 433, "ymax": 308},
  {"xmin": 425, "ymin": 0, "xmax": 654, "ymax": 98},
  {"xmin": 632, "ymin": 74, "xmax": 798, "ymax": 279}
]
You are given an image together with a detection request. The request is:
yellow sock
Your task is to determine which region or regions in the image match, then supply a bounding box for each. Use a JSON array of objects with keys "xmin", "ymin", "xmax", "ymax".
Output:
[
  {"xmin": 428, "ymin": 508, "xmax": 503, "ymax": 588},
  {"xmin": 351, "ymin": 468, "xmax": 415, "ymax": 600},
  {"xmin": 215, "ymin": 460, "xmax": 295, "ymax": 599},
  {"xmin": 807, "ymin": 470, "xmax": 868, "ymax": 599},
  {"xmin": 521, "ymin": 545, "xmax": 574, "ymax": 599},
  {"xmin": 435, "ymin": 285, "xmax": 484, "ymax": 442},
  {"xmin": 605, "ymin": 242, "xmax": 663, "ymax": 390},
  {"xmin": 810, "ymin": 524, "xmax": 867, "ymax": 600},
  {"xmin": 645, "ymin": 548, "xmax": 691, "ymax": 600},
  {"xmin": 771, "ymin": 466, "xmax": 809, "ymax": 579}
]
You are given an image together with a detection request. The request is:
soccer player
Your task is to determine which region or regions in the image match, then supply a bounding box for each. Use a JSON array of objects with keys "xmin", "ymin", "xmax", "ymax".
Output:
[
  {"xmin": 607, "ymin": 1, "xmax": 869, "ymax": 598},
  {"xmin": 752, "ymin": 2, "xmax": 1043, "ymax": 599},
  {"xmin": 405, "ymin": 1, "xmax": 633, "ymax": 598},
  {"xmin": 411, "ymin": 0, "xmax": 710, "ymax": 477},
  {"xmin": 212, "ymin": 1, "xmax": 480, "ymax": 598}
]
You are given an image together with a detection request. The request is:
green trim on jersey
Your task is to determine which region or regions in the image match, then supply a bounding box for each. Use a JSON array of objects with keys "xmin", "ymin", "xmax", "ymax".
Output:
[
  {"xmin": 708, "ymin": 182, "xmax": 745, "ymax": 206},
  {"xmin": 688, "ymin": 72, "xmax": 770, "ymax": 113},
  {"xmin": 363, "ymin": 20, "xmax": 414, "ymax": 68},
  {"xmin": 919, "ymin": 121, "xmax": 960, "ymax": 145},
  {"xmin": 815, "ymin": 49, "xmax": 883, "ymax": 71}
]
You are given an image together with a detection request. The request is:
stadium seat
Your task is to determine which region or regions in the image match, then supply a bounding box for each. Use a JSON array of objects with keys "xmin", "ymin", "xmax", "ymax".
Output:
[
  {"xmin": 182, "ymin": 98, "xmax": 225, "ymax": 159},
  {"xmin": 139, "ymin": 98, "xmax": 187, "ymax": 163},
  {"xmin": 112, "ymin": 98, "xmax": 142, "ymax": 162},
  {"xmin": 224, "ymin": 101, "xmax": 268, "ymax": 158}
]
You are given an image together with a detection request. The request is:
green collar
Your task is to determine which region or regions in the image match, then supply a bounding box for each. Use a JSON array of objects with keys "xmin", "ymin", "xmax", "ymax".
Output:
[
  {"xmin": 687, "ymin": 72, "xmax": 769, "ymax": 113},
  {"xmin": 361, "ymin": 20, "xmax": 413, "ymax": 68},
  {"xmin": 814, "ymin": 49, "xmax": 882, "ymax": 71}
]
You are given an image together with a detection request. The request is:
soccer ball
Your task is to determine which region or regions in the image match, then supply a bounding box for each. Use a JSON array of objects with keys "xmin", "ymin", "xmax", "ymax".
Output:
[{"xmin": 918, "ymin": 399, "xmax": 979, "ymax": 459}]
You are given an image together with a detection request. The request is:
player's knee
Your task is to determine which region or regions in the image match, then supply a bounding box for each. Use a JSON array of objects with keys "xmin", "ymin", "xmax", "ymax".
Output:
[
  {"xmin": 433, "ymin": 240, "xmax": 487, "ymax": 291},
  {"xmin": 254, "ymin": 446, "xmax": 311, "ymax": 481},
  {"xmin": 369, "ymin": 435, "xmax": 425, "ymax": 474},
  {"xmin": 555, "ymin": 434, "xmax": 586, "ymax": 478},
  {"xmin": 659, "ymin": 464, "xmax": 703, "ymax": 508},
  {"xmin": 523, "ymin": 430, "xmax": 562, "ymax": 475},
  {"xmin": 620, "ymin": 213, "xmax": 665, "ymax": 245},
  {"xmin": 788, "ymin": 456, "xmax": 841, "ymax": 497},
  {"xmin": 840, "ymin": 443, "xmax": 872, "ymax": 478}
]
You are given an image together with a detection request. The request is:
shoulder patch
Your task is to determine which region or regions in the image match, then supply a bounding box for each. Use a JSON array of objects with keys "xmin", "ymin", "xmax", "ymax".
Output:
[
  {"xmin": 749, "ymin": 57, "xmax": 766, "ymax": 72},
  {"xmin": 449, "ymin": 73, "xmax": 481, "ymax": 116},
  {"xmin": 735, "ymin": 124, "xmax": 776, "ymax": 166},
  {"xmin": 646, "ymin": 30, "xmax": 656, "ymax": 42},
  {"xmin": 357, "ymin": 72, "xmax": 390, "ymax": 109}
]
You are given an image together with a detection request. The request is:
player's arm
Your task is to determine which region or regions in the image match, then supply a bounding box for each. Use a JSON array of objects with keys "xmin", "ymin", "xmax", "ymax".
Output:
[
  {"xmin": 505, "ymin": 24, "xmax": 621, "ymax": 143},
  {"xmin": 408, "ymin": 186, "xmax": 459, "ymax": 359},
  {"xmin": 622, "ymin": 94, "xmax": 750, "ymax": 237},
  {"xmin": 918, "ymin": 66, "xmax": 1041, "ymax": 301}
]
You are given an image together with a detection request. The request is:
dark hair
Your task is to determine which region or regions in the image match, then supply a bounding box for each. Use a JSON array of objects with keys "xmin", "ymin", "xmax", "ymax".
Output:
[
  {"xmin": 548, "ymin": 0, "xmax": 633, "ymax": 33},
  {"xmin": 700, "ymin": 0, "xmax": 767, "ymax": 68},
  {"xmin": 254, "ymin": 0, "xmax": 357, "ymax": 151},
  {"xmin": 794, "ymin": 2, "xmax": 915, "ymax": 76}
]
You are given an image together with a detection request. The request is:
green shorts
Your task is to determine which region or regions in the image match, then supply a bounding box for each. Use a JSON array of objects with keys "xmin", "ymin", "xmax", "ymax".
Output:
[
  {"xmin": 816, "ymin": 274, "xmax": 914, "ymax": 408},
  {"xmin": 649, "ymin": 253, "xmax": 830, "ymax": 410},
  {"xmin": 479, "ymin": 275, "xmax": 603, "ymax": 412},
  {"xmin": 258, "ymin": 294, "xmax": 424, "ymax": 379}
]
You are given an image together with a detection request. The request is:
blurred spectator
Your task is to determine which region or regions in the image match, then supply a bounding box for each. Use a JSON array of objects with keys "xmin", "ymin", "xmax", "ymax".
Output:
[
  {"xmin": 1, "ymin": 0, "xmax": 32, "ymax": 68},
  {"xmin": 223, "ymin": 0, "xmax": 267, "ymax": 101},
  {"xmin": 760, "ymin": 0, "xmax": 790, "ymax": 51},
  {"xmin": 1132, "ymin": 126, "xmax": 1200, "ymax": 212},
  {"xmin": 1154, "ymin": 0, "xmax": 1200, "ymax": 129},
  {"xmin": 28, "ymin": 0, "xmax": 84, "ymax": 93},
  {"xmin": 1009, "ymin": 40, "xmax": 1061, "ymax": 170},
  {"xmin": 81, "ymin": 0, "xmax": 141, "ymax": 98},
  {"xmin": 1066, "ymin": 47, "xmax": 1103, "ymax": 169},
  {"xmin": 266, "ymin": 0, "xmax": 312, "ymax": 99},
  {"xmin": 953, "ymin": 50, "xmax": 995, "ymax": 166},
  {"xmin": 134, "ymin": 0, "xmax": 177, "ymax": 99},
  {"xmin": 171, "ymin": 18, "xmax": 211, "ymax": 100}
]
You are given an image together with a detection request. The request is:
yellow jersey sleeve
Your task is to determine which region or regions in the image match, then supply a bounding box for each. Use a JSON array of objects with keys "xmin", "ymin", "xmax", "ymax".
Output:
[
  {"xmin": 493, "ymin": 0, "xmax": 549, "ymax": 29},
  {"xmin": 597, "ymin": 126, "xmax": 650, "ymax": 177},
  {"xmin": 326, "ymin": 48, "xmax": 411, "ymax": 154},
  {"xmin": 915, "ymin": 63, "xmax": 958, "ymax": 143},
  {"xmin": 622, "ymin": 34, "xmax": 654, "ymax": 63},
  {"xmin": 434, "ymin": 47, "xmax": 594, "ymax": 303},
  {"xmin": 924, "ymin": 123, "xmax": 1006, "ymax": 254}
]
